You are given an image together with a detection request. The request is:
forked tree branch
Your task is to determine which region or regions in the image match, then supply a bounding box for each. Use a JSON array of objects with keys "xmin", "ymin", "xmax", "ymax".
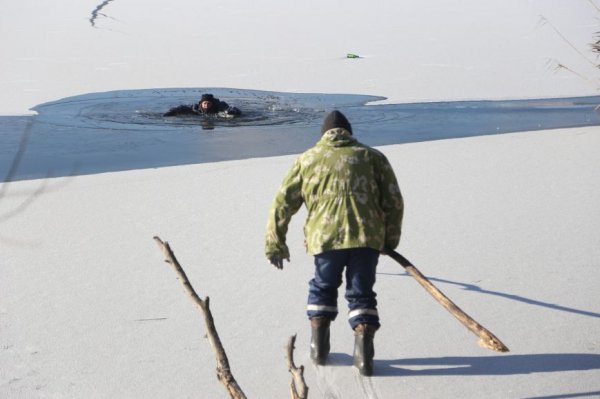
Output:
[
  {"xmin": 153, "ymin": 236, "xmax": 247, "ymax": 399},
  {"xmin": 286, "ymin": 335, "xmax": 308, "ymax": 399}
]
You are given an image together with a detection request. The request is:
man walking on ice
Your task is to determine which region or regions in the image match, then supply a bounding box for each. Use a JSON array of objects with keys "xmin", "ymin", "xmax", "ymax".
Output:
[{"xmin": 265, "ymin": 110, "xmax": 404, "ymax": 376}]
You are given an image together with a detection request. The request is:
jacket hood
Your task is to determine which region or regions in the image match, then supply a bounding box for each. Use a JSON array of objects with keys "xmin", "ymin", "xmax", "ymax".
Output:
[{"xmin": 318, "ymin": 128, "xmax": 356, "ymax": 147}]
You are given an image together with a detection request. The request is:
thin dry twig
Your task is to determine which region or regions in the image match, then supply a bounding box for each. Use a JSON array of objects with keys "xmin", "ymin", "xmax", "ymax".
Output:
[
  {"xmin": 592, "ymin": 32, "xmax": 600, "ymax": 61},
  {"xmin": 538, "ymin": 15, "xmax": 597, "ymax": 69},
  {"xmin": 554, "ymin": 61, "xmax": 594, "ymax": 81},
  {"xmin": 153, "ymin": 236, "xmax": 247, "ymax": 399}
]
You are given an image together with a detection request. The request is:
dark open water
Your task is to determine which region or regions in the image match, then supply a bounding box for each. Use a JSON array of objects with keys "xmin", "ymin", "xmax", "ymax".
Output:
[{"xmin": 1, "ymin": 88, "xmax": 599, "ymax": 181}]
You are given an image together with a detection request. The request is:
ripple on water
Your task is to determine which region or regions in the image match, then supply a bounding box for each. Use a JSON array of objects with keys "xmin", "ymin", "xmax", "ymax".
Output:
[
  {"xmin": 31, "ymin": 88, "xmax": 384, "ymax": 131},
  {"xmin": 3, "ymin": 88, "xmax": 599, "ymax": 180}
]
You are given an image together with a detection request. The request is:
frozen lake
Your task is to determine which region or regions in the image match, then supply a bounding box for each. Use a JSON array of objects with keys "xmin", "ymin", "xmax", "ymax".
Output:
[{"xmin": 2, "ymin": 88, "xmax": 599, "ymax": 181}]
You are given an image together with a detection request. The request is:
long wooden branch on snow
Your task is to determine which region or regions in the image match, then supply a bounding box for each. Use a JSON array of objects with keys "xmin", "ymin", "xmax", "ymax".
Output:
[
  {"xmin": 153, "ymin": 236, "xmax": 247, "ymax": 399},
  {"xmin": 387, "ymin": 250, "xmax": 509, "ymax": 353}
]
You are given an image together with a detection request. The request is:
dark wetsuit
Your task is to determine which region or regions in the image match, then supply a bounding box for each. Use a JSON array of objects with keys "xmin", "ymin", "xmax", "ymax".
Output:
[{"xmin": 164, "ymin": 99, "xmax": 241, "ymax": 117}]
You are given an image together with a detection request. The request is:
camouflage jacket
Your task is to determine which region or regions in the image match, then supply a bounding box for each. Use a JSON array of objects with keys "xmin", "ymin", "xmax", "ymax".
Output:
[{"xmin": 265, "ymin": 128, "xmax": 404, "ymax": 258}]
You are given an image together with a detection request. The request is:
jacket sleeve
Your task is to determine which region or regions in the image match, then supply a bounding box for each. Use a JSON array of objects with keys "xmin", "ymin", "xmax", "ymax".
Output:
[
  {"xmin": 265, "ymin": 159, "xmax": 304, "ymax": 259},
  {"xmin": 377, "ymin": 155, "xmax": 404, "ymax": 250},
  {"xmin": 215, "ymin": 99, "xmax": 230, "ymax": 112},
  {"xmin": 163, "ymin": 105, "xmax": 193, "ymax": 116}
]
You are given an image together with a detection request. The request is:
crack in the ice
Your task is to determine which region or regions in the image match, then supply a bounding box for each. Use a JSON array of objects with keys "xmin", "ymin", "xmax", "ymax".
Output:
[{"xmin": 90, "ymin": 0, "xmax": 115, "ymax": 28}]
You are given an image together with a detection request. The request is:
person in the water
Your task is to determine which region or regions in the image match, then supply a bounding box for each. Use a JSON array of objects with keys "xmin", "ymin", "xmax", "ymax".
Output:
[{"xmin": 164, "ymin": 93, "xmax": 241, "ymax": 118}]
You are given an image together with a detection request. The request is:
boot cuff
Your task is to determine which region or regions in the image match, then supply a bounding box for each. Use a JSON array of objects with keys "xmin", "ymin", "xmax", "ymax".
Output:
[
  {"xmin": 311, "ymin": 316, "xmax": 331, "ymax": 328},
  {"xmin": 354, "ymin": 324, "xmax": 378, "ymax": 336}
]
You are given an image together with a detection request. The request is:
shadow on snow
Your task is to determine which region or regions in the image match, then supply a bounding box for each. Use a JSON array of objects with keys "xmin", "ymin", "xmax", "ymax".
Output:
[{"xmin": 324, "ymin": 352, "xmax": 600, "ymax": 377}]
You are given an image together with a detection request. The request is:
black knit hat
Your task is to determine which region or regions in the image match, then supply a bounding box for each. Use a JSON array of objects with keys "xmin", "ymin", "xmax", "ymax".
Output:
[
  {"xmin": 321, "ymin": 110, "xmax": 352, "ymax": 135},
  {"xmin": 200, "ymin": 93, "xmax": 215, "ymax": 102}
]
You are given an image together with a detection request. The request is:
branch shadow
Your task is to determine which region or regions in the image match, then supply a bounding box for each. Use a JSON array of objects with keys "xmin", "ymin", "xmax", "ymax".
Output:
[
  {"xmin": 378, "ymin": 271, "xmax": 600, "ymax": 319},
  {"xmin": 321, "ymin": 352, "xmax": 600, "ymax": 377},
  {"xmin": 522, "ymin": 390, "xmax": 600, "ymax": 399},
  {"xmin": 375, "ymin": 353, "xmax": 600, "ymax": 377}
]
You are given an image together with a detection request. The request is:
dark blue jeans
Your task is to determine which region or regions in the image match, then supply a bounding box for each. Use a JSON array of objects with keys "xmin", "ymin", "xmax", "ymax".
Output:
[{"xmin": 307, "ymin": 247, "xmax": 380, "ymax": 329}]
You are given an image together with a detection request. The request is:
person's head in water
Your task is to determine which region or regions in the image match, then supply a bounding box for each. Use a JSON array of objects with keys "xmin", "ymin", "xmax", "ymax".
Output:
[
  {"xmin": 199, "ymin": 94, "xmax": 215, "ymax": 112},
  {"xmin": 321, "ymin": 110, "xmax": 353, "ymax": 135}
]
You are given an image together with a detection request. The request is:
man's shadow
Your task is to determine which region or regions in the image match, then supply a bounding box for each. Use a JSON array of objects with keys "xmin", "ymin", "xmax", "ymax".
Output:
[{"xmin": 326, "ymin": 352, "xmax": 600, "ymax": 377}]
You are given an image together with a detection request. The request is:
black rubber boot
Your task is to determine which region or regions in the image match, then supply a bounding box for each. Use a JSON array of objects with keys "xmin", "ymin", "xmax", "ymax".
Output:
[
  {"xmin": 310, "ymin": 317, "xmax": 331, "ymax": 365},
  {"xmin": 353, "ymin": 324, "xmax": 377, "ymax": 376}
]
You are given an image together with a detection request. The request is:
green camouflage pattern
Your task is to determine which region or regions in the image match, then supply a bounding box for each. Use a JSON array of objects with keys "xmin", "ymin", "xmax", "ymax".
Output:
[{"xmin": 265, "ymin": 128, "xmax": 404, "ymax": 258}]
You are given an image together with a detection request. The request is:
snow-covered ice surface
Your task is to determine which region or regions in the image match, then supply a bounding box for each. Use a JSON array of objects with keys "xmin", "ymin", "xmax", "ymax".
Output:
[
  {"xmin": 1, "ymin": 0, "xmax": 600, "ymax": 398},
  {"xmin": 2, "ymin": 127, "xmax": 599, "ymax": 399},
  {"xmin": 1, "ymin": 0, "xmax": 600, "ymax": 115}
]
